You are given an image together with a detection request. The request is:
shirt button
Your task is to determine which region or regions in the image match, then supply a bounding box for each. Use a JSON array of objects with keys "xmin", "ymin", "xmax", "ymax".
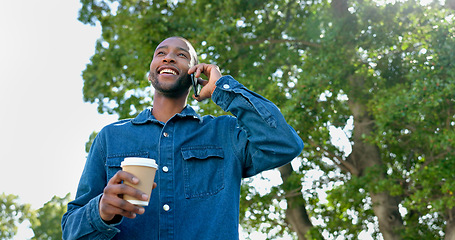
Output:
[
  {"xmin": 163, "ymin": 204, "xmax": 170, "ymax": 211},
  {"xmin": 163, "ymin": 132, "xmax": 169, "ymax": 137},
  {"xmin": 223, "ymin": 84, "xmax": 230, "ymax": 89},
  {"xmin": 162, "ymin": 166, "xmax": 169, "ymax": 172}
]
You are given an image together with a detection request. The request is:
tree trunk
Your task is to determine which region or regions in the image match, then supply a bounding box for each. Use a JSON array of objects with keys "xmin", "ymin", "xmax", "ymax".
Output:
[
  {"xmin": 347, "ymin": 82, "xmax": 404, "ymax": 240},
  {"xmin": 445, "ymin": 207, "xmax": 455, "ymax": 240},
  {"xmin": 278, "ymin": 163, "xmax": 315, "ymax": 240},
  {"xmin": 369, "ymin": 193, "xmax": 403, "ymax": 240},
  {"xmin": 447, "ymin": 0, "xmax": 455, "ymax": 10},
  {"xmin": 330, "ymin": 0, "xmax": 406, "ymax": 237}
]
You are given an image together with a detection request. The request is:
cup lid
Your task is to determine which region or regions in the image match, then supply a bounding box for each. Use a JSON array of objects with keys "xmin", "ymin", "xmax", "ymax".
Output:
[{"xmin": 121, "ymin": 157, "xmax": 158, "ymax": 168}]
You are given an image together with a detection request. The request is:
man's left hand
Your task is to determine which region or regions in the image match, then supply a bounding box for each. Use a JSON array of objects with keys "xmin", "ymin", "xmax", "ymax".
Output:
[{"xmin": 188, "ymin": 63, "xmax": 222, "ymax": 101}]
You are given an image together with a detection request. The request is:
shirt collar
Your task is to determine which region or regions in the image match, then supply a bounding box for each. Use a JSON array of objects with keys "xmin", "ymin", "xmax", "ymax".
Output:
[{"xmin": 131, "ymin": 105, "xmax": 202, "ymax": 125}]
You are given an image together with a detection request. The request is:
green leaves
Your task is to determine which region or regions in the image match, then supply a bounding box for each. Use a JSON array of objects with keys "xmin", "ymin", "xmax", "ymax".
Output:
[
  {"xmin": 0, "ymin": 193, "xmax": 72, "ymax": 239},
  {"xmin": 0, "ymin": 193, "xmax": 32, "ymax": 239},
  {"xmin": 239, "ymin": 177, "xmax": 293, "ymax": 239},
  {"xmin": 78, "ymin": 0, "xmax": 455, "ymax": 238},
  {"xmin": 29, "ymin": 193, "xmax": 72, "ymax": 240}
]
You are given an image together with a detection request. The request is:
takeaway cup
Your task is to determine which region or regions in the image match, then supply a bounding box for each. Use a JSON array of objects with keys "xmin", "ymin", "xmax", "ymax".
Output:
[{"xmin": 120, "ymin": 157, "xmax": 158, "ymax": 206}]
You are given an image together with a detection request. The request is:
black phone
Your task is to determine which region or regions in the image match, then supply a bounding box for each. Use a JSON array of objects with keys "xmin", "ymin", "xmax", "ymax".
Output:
[{"xmin": 191, "ymin": 73, "xmax": 199, "ymax": 97}]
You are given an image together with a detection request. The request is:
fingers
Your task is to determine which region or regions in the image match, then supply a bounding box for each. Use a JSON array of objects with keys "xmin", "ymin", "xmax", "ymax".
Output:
[
  {"xmin": 189, "ymin": 64, "xmax": 221, "ymax": 102},
  {"xmin": 106, "ymin": 178, "xmax": 149, "ymax": 202},
  {"xmin": 99, "ymin": 171, "xmax": 148, "ymax": 222},
  {"xmin": 108, "ymin": 170, "xmax": 138, "ymax": 185},
  {"xmin": 196, "ymin": 77, "xmax": 209, "ymax": 86},
  {"xmin": 191, "ymin": 65, "xmax": 204, "ymax": 79},
  {"xmin": 100, "ymin": 193, "xmax": 145, "ymax": 220},
  {"xmin": 188, "ymin": 64, "xmax": 202, "ymax": 78},
  {"xmin": 188, "ymin": 63, "xmax": 222, "ymax": 81},
  {"xmin": 192, "ymin": 82, "xmax": 216, "ymax": 102}
]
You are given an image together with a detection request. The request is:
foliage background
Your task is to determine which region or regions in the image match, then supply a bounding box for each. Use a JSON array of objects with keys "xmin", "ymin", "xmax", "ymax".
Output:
[
  {"xmin": 75, "ymin": 0, "xmax": 454, "ymax": 239},
  {"xmin": 1, "ymin": 0, "xmax": 454, "ymax": 239},
  {"xmin": 0, "ymin": 193, "xmax": 71, "ymax": 240}
]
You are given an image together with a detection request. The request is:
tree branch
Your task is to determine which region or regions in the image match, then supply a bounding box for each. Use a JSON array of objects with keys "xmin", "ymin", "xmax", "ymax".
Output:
[
  {"xmin": 306, "ymin": 138, "xmax": 359, "ymax": 176},
  {"xmin": 278, "ymin": 163, "xmax": 315, "ymax": 240},
  {"xmin": 236, "ymin": 38, "xmax": 320, "ymax": 49},
  {"xmin": 421, "ymin": 147, "xmax": 452, "ymax": 169}
]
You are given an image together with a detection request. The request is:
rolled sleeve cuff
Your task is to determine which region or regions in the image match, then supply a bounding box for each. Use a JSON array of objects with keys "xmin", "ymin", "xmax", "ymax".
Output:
[
  {"xmin": 212, "ymin": 75, "xmax": 277, "ymax": 128},
  {"xmin": 211, "ymin": 76, "xmax": 237, "ymax": 110},
  {"xmin": 87, "ymin": 194, "xmax": 121, "ymax": 238}
]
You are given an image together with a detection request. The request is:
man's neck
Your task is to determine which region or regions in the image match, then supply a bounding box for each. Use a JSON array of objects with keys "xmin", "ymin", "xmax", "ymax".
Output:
[{"xmin": 152, "ymin": 93, "xmax": 188, "ymax": 123}]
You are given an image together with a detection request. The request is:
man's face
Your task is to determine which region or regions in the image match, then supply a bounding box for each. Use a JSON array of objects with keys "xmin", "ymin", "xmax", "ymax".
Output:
[{"xmin": 148, "ymin": 37, "xmax": 197, "ymax": 97}]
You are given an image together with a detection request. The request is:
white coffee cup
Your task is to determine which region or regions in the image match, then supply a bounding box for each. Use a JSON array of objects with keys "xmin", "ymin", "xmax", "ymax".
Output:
[{"xmin": 121, "ymin": 157, "xmax": 158, "ymax": 206}]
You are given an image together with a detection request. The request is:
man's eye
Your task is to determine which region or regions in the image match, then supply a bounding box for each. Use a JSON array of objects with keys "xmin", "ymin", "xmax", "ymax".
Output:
[{"xmin": 178, "ymin": 53, "xmax": 188, "ymax": 58}]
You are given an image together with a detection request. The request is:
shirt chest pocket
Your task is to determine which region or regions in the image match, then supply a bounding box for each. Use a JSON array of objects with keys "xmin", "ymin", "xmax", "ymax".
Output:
[
  {"xmin": 181, "ymin": 146, "xmax": 225, "ymax": 199},
  {"xmin": 105, "ymin": 152, "xmax": 149, "ymax": 181}
]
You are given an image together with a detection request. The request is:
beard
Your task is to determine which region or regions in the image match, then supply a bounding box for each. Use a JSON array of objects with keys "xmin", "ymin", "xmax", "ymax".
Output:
[{"xmin": 149, "ymin": 72, "xmax": 191, "ymax": 98}]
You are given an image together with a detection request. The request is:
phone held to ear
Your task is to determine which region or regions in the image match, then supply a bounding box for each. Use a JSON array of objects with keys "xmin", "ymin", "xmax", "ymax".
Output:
[{"xmin": 191, "ymin": 73, "xmax": 199, "ymax": 97}]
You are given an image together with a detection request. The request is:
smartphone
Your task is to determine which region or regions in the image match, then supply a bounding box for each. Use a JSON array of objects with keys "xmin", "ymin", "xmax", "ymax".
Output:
[{"xmin": 191, "ymin": 73, "xmax": 199, "ymax": 97}]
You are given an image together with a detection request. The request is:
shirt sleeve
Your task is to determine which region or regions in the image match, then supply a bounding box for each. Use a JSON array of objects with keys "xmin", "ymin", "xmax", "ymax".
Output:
[
  {"xmin": 211, "ymin": 75, "xmax": 304, "ymax": 177},
  {"xmin": 61, "ymin": 132, "xmax": 122, "ymax": 240}
]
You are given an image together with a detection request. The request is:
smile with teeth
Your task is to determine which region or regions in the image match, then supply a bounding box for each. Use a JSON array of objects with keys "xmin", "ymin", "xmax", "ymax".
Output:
[{"xmin": 159, "ymin": 68, "xmax": 178, "ymax": 75}]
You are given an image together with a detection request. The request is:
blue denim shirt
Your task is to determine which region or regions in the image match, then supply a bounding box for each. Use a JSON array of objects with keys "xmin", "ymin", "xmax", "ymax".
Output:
[{"xmin": 62, "ymin": 76, "xmax": 304, "ymax": 240}]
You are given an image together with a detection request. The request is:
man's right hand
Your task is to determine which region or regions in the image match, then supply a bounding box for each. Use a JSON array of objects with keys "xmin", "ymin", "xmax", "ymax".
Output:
[{"xmin": 99, "ymin": 171, "xmax": 152, "ymax": 222}]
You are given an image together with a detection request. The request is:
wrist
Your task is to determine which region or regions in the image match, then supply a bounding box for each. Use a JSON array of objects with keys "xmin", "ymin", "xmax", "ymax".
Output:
[{"xmin": 211, "ymin": 85, "xmax": 217, "ymax": 96}]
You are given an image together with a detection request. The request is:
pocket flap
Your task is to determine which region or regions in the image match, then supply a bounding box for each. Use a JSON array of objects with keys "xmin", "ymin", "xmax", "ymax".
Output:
[{"xmin": 181, "ymin": 146, "xmax": 224, "ymax": 160}]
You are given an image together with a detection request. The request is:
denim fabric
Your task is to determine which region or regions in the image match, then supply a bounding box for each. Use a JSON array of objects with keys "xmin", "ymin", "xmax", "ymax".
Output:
[{"xmin": 62, "ymin": 76, "xmax": 304, "ymax": 240}]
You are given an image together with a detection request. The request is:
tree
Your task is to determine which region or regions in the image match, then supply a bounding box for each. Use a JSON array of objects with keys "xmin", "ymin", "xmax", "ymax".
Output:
[
  {"xmin": 29, "ymin": 193, "xmax": 72, "ymax": 240},
  {"xmin": 78, "ymin": 0, "xmax": 455, "ymax": 239},
  {"xmin": 0, "ymin": 193, "xmax": 33, "ymax": 239}
]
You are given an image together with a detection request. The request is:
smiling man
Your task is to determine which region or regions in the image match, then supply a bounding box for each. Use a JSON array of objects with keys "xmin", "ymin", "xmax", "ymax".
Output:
[
  {"xmin": 148, "ymin": 37, "xmax": 199, "ymax": 100},
  {"xmin": 62, "ymin": 36, "xmax": 304, "ymax": 240}
]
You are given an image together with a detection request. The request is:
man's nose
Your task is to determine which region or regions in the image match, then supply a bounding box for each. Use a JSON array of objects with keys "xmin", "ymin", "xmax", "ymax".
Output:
[{"xmin": 163, "ymin": 53, "xmax": 176, "ymax": 63}]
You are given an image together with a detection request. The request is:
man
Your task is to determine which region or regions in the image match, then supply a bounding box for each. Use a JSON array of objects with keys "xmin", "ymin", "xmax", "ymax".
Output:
[{"xmin": 62, "ymin": 36, "xmax": 304, "ymax": 239}]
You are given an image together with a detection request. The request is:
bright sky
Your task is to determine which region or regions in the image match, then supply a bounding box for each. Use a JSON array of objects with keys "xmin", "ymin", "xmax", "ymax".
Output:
[{"xmin": 0, "ymin": 0, "xmax": 118, "ymax": 208}]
